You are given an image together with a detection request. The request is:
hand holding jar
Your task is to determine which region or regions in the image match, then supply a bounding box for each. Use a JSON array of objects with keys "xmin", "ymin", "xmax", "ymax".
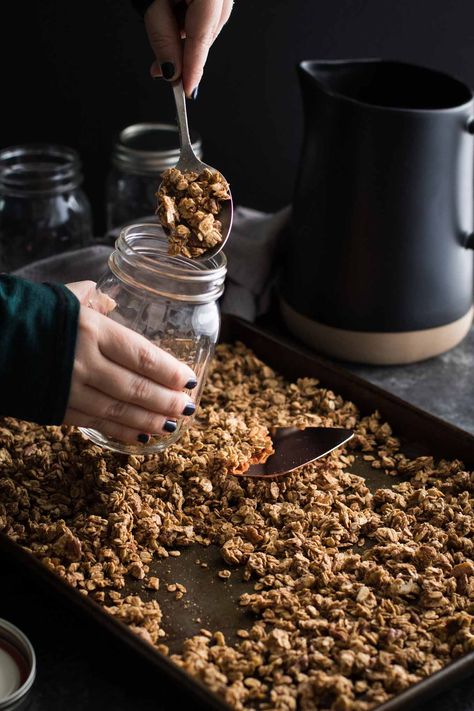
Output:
[
  {"xmin": 64, "ymin": 280, "xmax": 198, "ymax": 446},
  {"xmin": 78, "ymin": 222, "xmax": 226, "ymax": 455}
]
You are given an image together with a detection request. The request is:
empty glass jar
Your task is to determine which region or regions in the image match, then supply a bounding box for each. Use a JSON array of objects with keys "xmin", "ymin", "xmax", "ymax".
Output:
[
  {"xmin": 0, "ymin": 144, "xmax": 92, "ymax": 271},
  {"xmin": 106, "ymin": 123, "xmax": 202, "ymax": 235},
  {"xmin": 81, "ymin": 222, "xmax": 227, "ymax": 455}
]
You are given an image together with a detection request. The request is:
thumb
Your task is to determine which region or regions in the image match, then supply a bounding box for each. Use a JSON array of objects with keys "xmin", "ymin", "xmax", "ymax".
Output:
[
  {"xmin": 145, "ymin": 0, "xmax": 182, "ymax": 81},
  {"xmin": 65, "ymin": 280, "xmax": 97, "ymax": 304}
]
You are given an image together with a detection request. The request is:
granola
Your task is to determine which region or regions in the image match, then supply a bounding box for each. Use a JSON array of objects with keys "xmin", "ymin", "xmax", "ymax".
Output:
[
  {"xmin": 156, "ymin": 167, "xmax": 231, "ymax": 258},
  {"xmin": 0, "ymin": 343, "xmax": 473, "ymax": 711}
]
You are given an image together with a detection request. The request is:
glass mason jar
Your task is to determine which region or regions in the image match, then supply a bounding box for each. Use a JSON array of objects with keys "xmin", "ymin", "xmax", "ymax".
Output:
[
  {"xmin": 81, "ymin": 222, "xmax": 227, "ymax": 455},
  {"xmin": 106, "ymin": 123, "xmax": 202, "ymax": 235},
  {"xmin": 0, "ymin": 144, "xmax": 92, "ymax": 272}
]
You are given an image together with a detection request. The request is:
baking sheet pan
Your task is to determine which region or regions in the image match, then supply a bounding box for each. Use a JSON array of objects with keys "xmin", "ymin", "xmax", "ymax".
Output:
[{"xmin": 1, "ymin": 315, "xmax": 474, "ymax": 710}]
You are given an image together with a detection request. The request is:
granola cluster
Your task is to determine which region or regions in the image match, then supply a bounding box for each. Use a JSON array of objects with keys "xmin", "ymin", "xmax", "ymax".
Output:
[
  {"xmin": 0, "ymin": 343, "xmax": 473, "ymax": 711},
  {"xmin": 157, "ymin": 167, "xmax": 231, "ymax": 259}
]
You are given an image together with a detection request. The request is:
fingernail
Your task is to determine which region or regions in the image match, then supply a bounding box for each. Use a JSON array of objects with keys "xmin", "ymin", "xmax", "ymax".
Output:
[
  {"xmin": 182, "ymin": 402, "xmax": 196, "ymax": 417},
  {"xmin": 185, "ymin": 378, "xmax": 198, "ymax": 390},
  {"xmin": 160, "ymin": 62, "xmax": 175, "ymax": 80},
  {"xmin": 137, "ymin": 433, "xmax": 150, "ymax": 444},
  {"xmin": 163, "ymin": 419, "xmax": 177, "ymax": 433},
  {"xmin": 191, "ymin": 85, "xmax": 199, "ymax": 100}
]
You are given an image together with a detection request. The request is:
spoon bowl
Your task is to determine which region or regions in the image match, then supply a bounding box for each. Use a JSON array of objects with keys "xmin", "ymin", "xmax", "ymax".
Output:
[{"xmin": 159, "ymin": 80, "xmax": 233, "ymax": 260}]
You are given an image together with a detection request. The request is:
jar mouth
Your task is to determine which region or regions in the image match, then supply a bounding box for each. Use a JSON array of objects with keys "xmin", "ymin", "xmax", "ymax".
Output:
[
  {"xmin": 112, "ymin": 123, "xmax": 202, "ymax": 174},
  {"xmin": 0, "ymin": 144, "xmax": 82, "ymax": 195},
  {"xmin": 112, "ymin": 222, "xmax": 227, "ymax": 301}
]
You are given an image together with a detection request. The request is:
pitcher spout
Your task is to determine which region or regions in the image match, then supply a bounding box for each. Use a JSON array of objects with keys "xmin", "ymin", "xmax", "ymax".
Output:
[
  {"xmin": 298, "ymin": 58, "xmax": 381, "ymax": 100},
  {"xmin": 298, "ymin": 59, "xmax": 472, "ymax": 110}
]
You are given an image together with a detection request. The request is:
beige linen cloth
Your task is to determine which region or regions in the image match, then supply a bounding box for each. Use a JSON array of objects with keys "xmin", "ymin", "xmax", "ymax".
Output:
[{"xmin": 14, "ymin": 206, "xmax": 290, "ymax": 322}]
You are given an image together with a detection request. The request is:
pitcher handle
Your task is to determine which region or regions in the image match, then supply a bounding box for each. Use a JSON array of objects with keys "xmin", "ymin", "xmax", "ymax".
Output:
[{"xmin": 464, "ymin": 117, "xmax": 474, "ymax": 248}]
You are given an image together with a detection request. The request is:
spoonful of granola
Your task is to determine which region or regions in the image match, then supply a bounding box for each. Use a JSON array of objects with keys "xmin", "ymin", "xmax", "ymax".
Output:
[{"xmin": 156, "ymin": 79, "xmax": 233, "ymax": 260}]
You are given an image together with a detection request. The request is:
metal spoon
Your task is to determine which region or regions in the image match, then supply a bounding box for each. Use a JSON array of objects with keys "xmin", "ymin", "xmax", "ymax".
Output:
[
  {"xmin": 160, "ymin": 79, "xmax": 233, "ymax": 260},
  {"xmin": 233, "ymin": 427, "xmax": 354, "ymax": 479}
]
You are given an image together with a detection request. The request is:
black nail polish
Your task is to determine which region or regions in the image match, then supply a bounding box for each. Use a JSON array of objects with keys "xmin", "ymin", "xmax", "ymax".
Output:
[
  {"xmin": 160, "ymin": 62, "xmax": 175, "ymax": 80},
  {"xmin": 191, "ymin": 85, "xmax": 199, "ymax": 100},
  {"xmin": 137, "ymin": 433, "xmax": 150, "ymax": 444},
  {"xmin": 182, "ymin": 402, "xmax": 196, "ymax": 417},
  {"xmin": 163, "ymin": 419, "xmax": 177, "ymax": 433},
  {"xmin": 185, "ymin": 378, "xmax": 198, "ymax": 390}
]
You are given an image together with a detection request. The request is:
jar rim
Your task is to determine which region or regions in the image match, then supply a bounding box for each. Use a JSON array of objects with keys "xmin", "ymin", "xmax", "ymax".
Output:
[
  {"xmin": 112, "ymin": 123, "xmax": 202, "ymax": 174},
  {"xmin": 0, "ymin": 141, "xmax": 80, "ymax": 157},
  {"xmin": 115, "ymin": 222, "xmax": 227, "ymax": 284}
]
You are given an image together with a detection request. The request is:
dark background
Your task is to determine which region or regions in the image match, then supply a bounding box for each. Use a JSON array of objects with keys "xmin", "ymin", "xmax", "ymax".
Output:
[{"xmin": 2, "ymin": 0, "xmax": 474, "ymax": 234}]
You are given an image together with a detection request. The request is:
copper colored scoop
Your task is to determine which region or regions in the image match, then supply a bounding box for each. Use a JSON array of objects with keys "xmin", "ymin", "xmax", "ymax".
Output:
[{"xmin": 235, "ymin": 427, "xmax": 354, "ymax": 479}]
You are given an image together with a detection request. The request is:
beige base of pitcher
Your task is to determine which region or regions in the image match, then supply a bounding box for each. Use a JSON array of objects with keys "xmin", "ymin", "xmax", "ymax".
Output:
[{"xmin": 280, "ymin": 298, "xmax": 473, "ymax": 365}]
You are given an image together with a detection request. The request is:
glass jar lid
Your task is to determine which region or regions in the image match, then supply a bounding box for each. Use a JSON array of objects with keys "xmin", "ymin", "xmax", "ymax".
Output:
[
  {"xmin": 0, "ymin": 618, "xmax": 36, "ymax": 710},
  {"xmin": 112, "ymin": 123, "xmax": 202, "ymax": 175}
]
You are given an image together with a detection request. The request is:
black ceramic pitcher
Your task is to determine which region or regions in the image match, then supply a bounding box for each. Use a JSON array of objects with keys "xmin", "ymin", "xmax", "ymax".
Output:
[{"xmin": 281, "ymin": 59, "xmax": 474, "ymax": 364}]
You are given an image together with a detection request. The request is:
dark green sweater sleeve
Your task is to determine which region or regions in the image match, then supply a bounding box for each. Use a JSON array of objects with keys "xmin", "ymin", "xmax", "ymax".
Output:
[{"xmin": 0, "ymin": 276, "xmax": 79, "ymax": 425}]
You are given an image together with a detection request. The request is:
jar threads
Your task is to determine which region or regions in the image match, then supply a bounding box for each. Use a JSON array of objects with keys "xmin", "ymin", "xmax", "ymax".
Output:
[{"xmin": 0, "ymin": 145, "xmax": 83, "ymax": 196}]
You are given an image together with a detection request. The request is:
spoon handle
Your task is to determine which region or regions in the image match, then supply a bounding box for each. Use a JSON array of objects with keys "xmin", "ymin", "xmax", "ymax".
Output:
[{"xmin": 172, "ymin": 80, "xmax": 196, "ymax": 162}]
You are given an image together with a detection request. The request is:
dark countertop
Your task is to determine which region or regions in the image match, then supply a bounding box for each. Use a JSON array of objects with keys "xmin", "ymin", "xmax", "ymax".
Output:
[
  {"xmin": 1, "ymin": 323, "xmax": 473, "ymax": 711},
  {"xmin": 344, "ymin": 326, "xmax": 474, "ymax": 436}
]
